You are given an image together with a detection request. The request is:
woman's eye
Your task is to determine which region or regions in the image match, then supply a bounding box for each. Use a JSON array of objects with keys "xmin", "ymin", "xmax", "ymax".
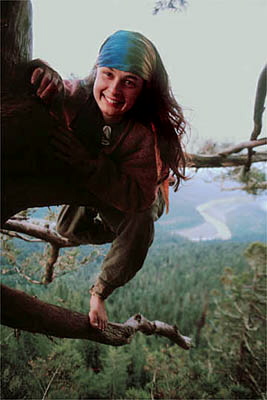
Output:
[
  {"xmin": 103, "ymin": 71, "xmax": 113, "ymax": 78},
  {"xmin": 124, "ymin": 80, "xmax": 135, "ymax": 87}
]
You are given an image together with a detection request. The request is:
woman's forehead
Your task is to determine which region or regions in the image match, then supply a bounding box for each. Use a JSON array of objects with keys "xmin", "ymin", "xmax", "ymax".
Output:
[{"xmin": 98, "ymin": 66, "xmax": 143, "ymax": 81}]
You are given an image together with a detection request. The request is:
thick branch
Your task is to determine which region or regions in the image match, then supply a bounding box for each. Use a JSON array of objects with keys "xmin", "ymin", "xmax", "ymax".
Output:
[
  {"xmin": 2, "ymin": 218, "xmax": 77, "ymax": 247},
  {"xmin": 1, "ymin": 285, "xmax": 192, "ymax": 349},
  {"xmin": 187, "ymin": 152, "xmax": 267, "ymax": 168}
]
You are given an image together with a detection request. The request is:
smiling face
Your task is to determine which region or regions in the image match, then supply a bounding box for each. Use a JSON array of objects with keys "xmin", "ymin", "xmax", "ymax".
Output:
[{"xmin": 93, "ymin": 67, "xmax": 144, "ymax": 123}]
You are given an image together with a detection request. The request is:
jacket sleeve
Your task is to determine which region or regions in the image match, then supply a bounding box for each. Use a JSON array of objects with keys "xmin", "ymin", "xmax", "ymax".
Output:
[{"xmin": 82, "ymin": 124, "xmax": 159, "ymax": 213}]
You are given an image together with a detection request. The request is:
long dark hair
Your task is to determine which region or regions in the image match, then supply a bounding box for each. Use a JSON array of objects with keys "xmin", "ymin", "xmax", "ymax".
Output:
[{"xmin": 133, "ymin": 45, "xmax": 187, "ymax": 191}]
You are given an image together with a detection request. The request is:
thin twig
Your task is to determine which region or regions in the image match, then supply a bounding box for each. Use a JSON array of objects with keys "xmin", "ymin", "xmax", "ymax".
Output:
[
  {"xmin": 151, "ymin": 369, "xmax": 157, "ymax": 400},
  {"xmin": 0, "ymin": 230, "xmax": 42, "ymax": 242},
  {"xmin": 42, "ymin": 366, "xmax": 60, "ymax": 400},
  {"xmin": 13, "ymin": 265, "xmax": 43, "ymax": 285},
  {"xmin": 218, "ymin": 138, "xmax": 267, "ymax": 156}
]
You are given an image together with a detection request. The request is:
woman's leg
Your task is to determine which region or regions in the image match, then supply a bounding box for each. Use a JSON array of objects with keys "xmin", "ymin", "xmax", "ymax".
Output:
[{"xmin": 56, "ymin": 204, "xmax": 115, "ymax": 244}]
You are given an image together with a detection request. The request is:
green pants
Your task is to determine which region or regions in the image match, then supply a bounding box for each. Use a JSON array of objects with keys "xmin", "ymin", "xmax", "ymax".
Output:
[{"xmin": 56, "ymin": 192, "xmax": 165, "ymax": 299}]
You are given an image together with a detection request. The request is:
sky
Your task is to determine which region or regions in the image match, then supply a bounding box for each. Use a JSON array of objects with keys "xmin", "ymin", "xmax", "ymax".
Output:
[{"xmin": 32, "ymin": 0, "xmax": 266, "ymax": 151}]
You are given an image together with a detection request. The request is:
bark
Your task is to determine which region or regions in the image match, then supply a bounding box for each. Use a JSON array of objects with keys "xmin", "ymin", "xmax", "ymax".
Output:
[
  {"xmin": 1, "ymin": 285, "xmax": 192, "ymax": 349},
  {"xmin": 44, "ymin": 245, "xmax": 60, "ymax": 284},
  {"xmin": 1, "ymin": 0, "xmax": 32, "ymax": 82}
]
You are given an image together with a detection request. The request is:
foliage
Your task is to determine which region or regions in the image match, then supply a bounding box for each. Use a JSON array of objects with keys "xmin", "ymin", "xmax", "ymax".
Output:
[
  {"xmin": 153, "ymin": 0, "xmax": 188, "ymax": 15},
  {"xmin": 0, "ymin": 231, "xmax": 104, "ymax": 286},
  {"xmin": 1, "ymin": 235, "xmax": 266, "ymax": 399},
  {"xmin": 220, "ymin": 165, "xmax": 266, "ymax": 194},
  {"xmin": 206, "ymin": 242, "xmax": 266, "ymax": 399}
]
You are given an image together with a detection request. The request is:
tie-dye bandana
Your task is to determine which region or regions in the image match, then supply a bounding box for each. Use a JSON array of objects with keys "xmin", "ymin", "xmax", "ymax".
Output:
[{"xmin": 97, "ymin": 30, "xmax": 156, "ymax": 81}]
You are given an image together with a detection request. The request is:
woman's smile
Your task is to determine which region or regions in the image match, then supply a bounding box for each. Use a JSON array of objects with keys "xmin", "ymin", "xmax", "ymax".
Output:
[{"xmin": 103, "ymin": 93, "xmax": 124, "ymax": 106}]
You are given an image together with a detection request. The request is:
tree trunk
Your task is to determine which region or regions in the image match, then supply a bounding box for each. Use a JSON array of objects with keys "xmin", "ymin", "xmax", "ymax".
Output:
[
  {"xmin": 1, "ymin": 0, "xmax": 32, "ymax": 81},
  {"xmin": 0, "ymin": 1, "xmax": 96, "ymax": 224}
]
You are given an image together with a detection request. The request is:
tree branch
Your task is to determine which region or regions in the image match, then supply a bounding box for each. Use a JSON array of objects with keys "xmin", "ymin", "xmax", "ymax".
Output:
[
  {"xmin": 218, "ymin": 138, "xmax": 267, "ymax": 156},
  {"xmin": 0, "ymin": 230, "xmax": 42, "ymax": 242},
  {"xmin": 42, "ymin": 366, "xmax": 60, "ymax": 400},
  {"xmin": 251, "ymin": 64, "xmax": 266, "ymax": 141},
  {"xmin": 13, "ymin": 265, "xmax": 44, "ymax": 285},
  {"xmin": 2, "ymin": 218, "xmax": 77, "ymax": 248},
  {"xmin": 1, "ymin": 284, "xmax": 192, "ymax": 350},
  {"xmin": 245, "ymin": 64, "xmax": 267, "ymax": 173},
  {"xmin": 186, "ymin": 151, "xmax": 266, "ymax": 169},
  {"xmin": 44, "ymin": 244, "xmax": 60, "ymax": 284}
]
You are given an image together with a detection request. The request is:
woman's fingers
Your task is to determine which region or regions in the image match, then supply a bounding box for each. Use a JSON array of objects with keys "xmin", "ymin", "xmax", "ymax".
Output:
[
  {"xmin": 39, "ymin": 77, "xmax": 59, "ymax": 101},
  {"xmin": 89, "ymin": 295, "xmax": 108, "ymax": 331},
  {"xmin": 36, "ymin": 71, "xmax": 52, "ymax": 96},
  {"xmin": 89, "ymin": 310, "xmax": 99, "ymax": 329},
  {"xmin": 31, "ymin": 67, "xmax": 63, "ymax": 102},
  {"xmin": 31, "ymin": 67, "xmax": 44, "ymax": 85},
  {"xmin": 102, "ymin": 319, "xmax": 108, "ymax": 331}
]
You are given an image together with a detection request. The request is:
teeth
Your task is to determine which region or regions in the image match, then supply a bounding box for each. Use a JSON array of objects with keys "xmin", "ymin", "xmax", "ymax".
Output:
[{"xmin": 105, "ymin": 96, "xmax": 121, "ymax": 105}]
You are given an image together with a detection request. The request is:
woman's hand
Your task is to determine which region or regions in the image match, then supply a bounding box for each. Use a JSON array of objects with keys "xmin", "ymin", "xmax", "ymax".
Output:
[
  {"xmin": 51, "ymin": 127, "xmax": 95, "ymax": 175},
  {"xmin": 89, "ymin": 294, "xmax": 108, "ymax": 331},
  {"xmin": 31, "ymin": 66, "xmax": 64, "ymax": 104}
]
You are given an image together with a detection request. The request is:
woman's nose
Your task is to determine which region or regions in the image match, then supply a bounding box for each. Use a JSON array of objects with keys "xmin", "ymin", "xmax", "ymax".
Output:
[{"xmin": 109, "ymin": 79, "xmax": 121, "ymax": 95}]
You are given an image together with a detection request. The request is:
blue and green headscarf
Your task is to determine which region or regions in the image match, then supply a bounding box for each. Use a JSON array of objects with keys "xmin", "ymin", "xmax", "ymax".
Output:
[{"xmin": 97, "ymin": 30, "xmax": 157, "ymax": 81}]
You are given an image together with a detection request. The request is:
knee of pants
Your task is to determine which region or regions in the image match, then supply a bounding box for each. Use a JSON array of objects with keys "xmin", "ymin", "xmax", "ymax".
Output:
[
  {"xmin": 56, "ymin": 205, "xmax": 87, "ymax": 239},
  {"xmin": 56, "ymin": 217, "xmax": 75, "ymax": 239},
  {"xmin": 56, "ymin": 221, "xmax": 68, "ymax": 237},
  {"xmin": 123, "ymin": 208, "xmax": 155, "ymax": 249}
]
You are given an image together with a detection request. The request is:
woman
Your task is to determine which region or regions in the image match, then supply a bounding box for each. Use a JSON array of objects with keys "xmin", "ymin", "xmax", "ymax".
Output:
[{"xmin": 30, "ymin": 30, "xmax": 187, "ymax": 330}]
